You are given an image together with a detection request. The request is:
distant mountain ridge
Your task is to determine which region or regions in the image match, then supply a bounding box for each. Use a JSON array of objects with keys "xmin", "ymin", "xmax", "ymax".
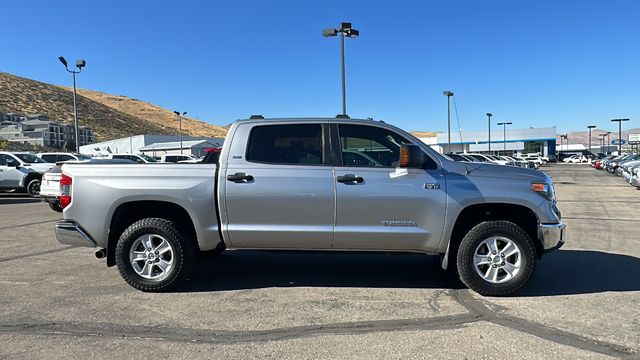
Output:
[{"xmin": 0, "ymin": 72, "xmax": 227, "ymax": 142}]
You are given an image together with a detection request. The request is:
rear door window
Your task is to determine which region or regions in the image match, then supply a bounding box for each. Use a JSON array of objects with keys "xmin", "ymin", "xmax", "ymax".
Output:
[{"xmin": 246, "ymin": 124, "xmax": 325, "ymax": 165}]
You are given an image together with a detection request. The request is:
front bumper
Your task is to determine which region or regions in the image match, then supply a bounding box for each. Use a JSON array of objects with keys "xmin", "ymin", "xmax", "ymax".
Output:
[
  {"xmin": 538, "ymin": 222, "xmax": 566, "ymax": 252},
  {"xmin": 54, "ymin": 221, "xmax": 96, "ymax": 247}
]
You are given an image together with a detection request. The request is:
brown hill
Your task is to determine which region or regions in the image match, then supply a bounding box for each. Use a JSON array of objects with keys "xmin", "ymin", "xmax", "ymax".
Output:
[
  {"xmin": 73, "ymin": 88, "xmax": 227, "ymax": 138},
  {"xmin": 0, "ymin": 72, "xmax": 227, "ymax": 142}
]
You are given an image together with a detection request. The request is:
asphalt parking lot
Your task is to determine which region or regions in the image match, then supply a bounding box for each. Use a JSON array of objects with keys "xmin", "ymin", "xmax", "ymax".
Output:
[{"xmin": 0, "ymin": 163, "xmax": 639, "ymax": 359}]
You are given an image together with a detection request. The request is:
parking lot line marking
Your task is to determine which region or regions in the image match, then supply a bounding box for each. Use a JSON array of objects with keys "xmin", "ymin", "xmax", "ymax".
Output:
[
  {"xmin": 0, "ymin": 246, "xmax": 75, "ymax": 263},
  {"xmin": 0, "ymin": 219, "xmax": 59, "ymax": 231}
]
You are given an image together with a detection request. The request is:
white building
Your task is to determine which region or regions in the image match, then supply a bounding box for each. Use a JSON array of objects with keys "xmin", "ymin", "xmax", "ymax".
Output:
[
  {"xmin": 80, "ymin": 135, "xmax": 224, "ymax": 157},
  {"xmin": 139, "ymin": 139, "xmax": 223, "ymax": 157},
  {"xmin": 416, "ymin": 127, "xmax": 558, "ymax": 157}
]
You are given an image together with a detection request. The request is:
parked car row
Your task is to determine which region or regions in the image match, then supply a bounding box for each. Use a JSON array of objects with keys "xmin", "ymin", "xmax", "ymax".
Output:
[
  {"xmin": 592, "ymin": 153, "xmax": 640, "ymax": 189},
  {"xmin": 445, "ymin": 153, "xmax": 546, "ymax": 169}
]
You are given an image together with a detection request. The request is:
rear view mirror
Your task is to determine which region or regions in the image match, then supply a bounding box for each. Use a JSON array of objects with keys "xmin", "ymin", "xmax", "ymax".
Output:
[
  {"xmin": 399, "ymin": 145, "xmax": 425, "ymax": 168},
  {"xmin": 6, "ymin": 159, "xmax": 20, "ymax": 168}
]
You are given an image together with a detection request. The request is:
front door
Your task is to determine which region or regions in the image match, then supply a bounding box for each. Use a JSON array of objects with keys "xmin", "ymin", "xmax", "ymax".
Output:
[
  {"xmin": 0, "ymin": 154, "xmax": 24, "ymax": 188},
  {"xmin": 223, "ymin": 122, "xmax": 335, "ymax": 249},
  {"xmin": 332, "ymin": 124, "xmax": 447, "ymax": 252}
]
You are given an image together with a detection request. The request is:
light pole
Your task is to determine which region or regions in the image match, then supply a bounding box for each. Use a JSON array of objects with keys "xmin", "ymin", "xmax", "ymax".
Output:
[
  {"xmin": 497, "ymin": 122, "xmax": 512, "ymax": 154},
  {"xmin": 323, "ymin": 22, "xmax": 359, "ymax": 118},
  {"xmin": 443, "ymin": 91, "xmax": 454, "ymax": 154},
  {"xmin": 173, "ymin": 111, "xmax": 187, "ymax": 154},
  {"xmin": 587, "ymin": 125, "xmax": 596, "ymax": 154},
  {"xmin": 606, "ymin": 131, "xmax": 612, "ymax": 154},
  {"xmin": 560, "ymin": 134, "xmax": 568, "ymax": 152},
  {"xmin": 611, "ymin": 118, "xmax": 630, "ymax": 154},
  {"xmin": 486, "ymin": 113, "xmax": 493, "ymax": 153},
  {"xmin": 58, "ymin": 56, "xmax": 86, "ymax": 153}
]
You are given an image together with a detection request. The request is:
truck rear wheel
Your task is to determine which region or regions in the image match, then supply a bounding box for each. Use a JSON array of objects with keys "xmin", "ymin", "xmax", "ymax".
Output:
[
  {"xmin": 456, "ymin": 221, "xmax": 537, "ymax": 296},
  {"xmin": 115, "ymin": 218, "xmax": 195, "ymax": 292}
]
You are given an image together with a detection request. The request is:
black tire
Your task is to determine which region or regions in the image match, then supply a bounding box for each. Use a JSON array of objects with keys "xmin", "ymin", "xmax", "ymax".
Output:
[
  {"xmin": 26, "ymin": 178, "xmax": 41, "ymax": 198},
  {"xmin": 48, "ymin": 202, "xmax": 63, "ymax": 212},
  {"xmin": 115, "ymin": 218, "xmax": 195, "ymax": 292},
  {"xmin": 456, "ymin": 221, "xmax": 537, "ymax": 296}
]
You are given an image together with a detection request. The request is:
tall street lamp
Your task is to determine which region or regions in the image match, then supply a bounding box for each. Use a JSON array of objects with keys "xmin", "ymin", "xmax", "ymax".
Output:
[
  {"xmin": 58, "ymin": 56, "xmax": 86, "ymax": 153},
  {"xmin": 560, "ymin": 134, "xmax": 568, "ymax": 152},
  {"xmin": 497, "ymin": 122, "xmax": 512, "ymax": 154},
  {"xmin": 173, "ymin": 111, "xmax": 187, "ymax": 154},
  {"xmin": 486, "ymin": 113, "xmax": 493, "ymax": 153},
  {"xmin": 587, "ymin": 125, "xmax": 596, "ymax": 154},
  {"xmin": 442, "ymin": 91, "xmax": 454, "ymax": 154},
  {"xmin": 323, "ymin": 22, "xmax": 359, "ymax": 118},
  {"xmin": 606, "ymin": 131, "xmax": 612, "ymax": 154},
  {"xmin": 611, "ymin": 118, "xmax": 630, "ymax": 154},
  {"xmin": 598, "ymin": 133, "xmax": 606, "ymax": 154}
]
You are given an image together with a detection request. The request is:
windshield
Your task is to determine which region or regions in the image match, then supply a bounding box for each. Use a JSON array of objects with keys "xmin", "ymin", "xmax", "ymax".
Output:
[
  {"xmin": 139, "ymin": 154, "xmax": 157, "ymax": 163},
  {"xmin": 14, "ymin": 153, "xmax": 46, "ymax": 163},
  {"xmin": 75, "ymin": 154, "xmax": 92, "ymax": 160}
]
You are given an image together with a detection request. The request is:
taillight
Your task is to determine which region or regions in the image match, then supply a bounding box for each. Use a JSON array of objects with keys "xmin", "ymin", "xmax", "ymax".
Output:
[{"xmin": 60, "ymin": 174, "xmax": 72, "ymax": 209}]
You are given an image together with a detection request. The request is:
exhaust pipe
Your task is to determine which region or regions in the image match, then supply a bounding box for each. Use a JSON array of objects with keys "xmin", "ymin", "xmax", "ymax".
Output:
[{"xmin": 95, "ymin": 248, "xmax": 106, "ymax": 259}]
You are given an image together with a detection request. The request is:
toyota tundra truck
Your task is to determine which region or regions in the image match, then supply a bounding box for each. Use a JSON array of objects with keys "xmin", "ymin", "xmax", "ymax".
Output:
[{"xmin": 54, "ymin": 117, "xmax": 564, "ymax": 296}]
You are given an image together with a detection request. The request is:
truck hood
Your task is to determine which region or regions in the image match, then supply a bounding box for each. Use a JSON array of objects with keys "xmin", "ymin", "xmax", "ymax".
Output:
[{"xmin": 443, "ymin": 160, "xmax": 548, "ymax": 182}]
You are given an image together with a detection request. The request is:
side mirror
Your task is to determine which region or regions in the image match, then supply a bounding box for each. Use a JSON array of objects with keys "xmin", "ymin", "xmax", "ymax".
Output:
[
  {"xmin": 6, "ymin": 159, "xmax": 20, "ymax": 168},
  {"xmin": 399, "ymin": 144, "xmax": 425, "ymax": 168}
]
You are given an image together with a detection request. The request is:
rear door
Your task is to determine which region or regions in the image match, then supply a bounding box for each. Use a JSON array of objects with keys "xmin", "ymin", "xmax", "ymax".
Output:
[
  {"xmin": 222, "ymin": 122, "xmax": 335, "ymax": 249},
  {"xmin": 331, "ymin": 123, "xmax": 447, "ymax": 252}
]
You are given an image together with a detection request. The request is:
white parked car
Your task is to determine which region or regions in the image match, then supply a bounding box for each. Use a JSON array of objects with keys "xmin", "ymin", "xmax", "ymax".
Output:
[
  {"xmin": 37, "ymin": 152, "xmax": 92, "ymax": 164},
  {"xmin": 107, "ymin": 154, "xmax": 157, "ymax": 164},
  {"xmin": 160, "ymin": 154, "xmax": 196, "ymax": 163},
  {"xmin": 0, "ymin": 151, "xmax": 55, "ymax": 197}
]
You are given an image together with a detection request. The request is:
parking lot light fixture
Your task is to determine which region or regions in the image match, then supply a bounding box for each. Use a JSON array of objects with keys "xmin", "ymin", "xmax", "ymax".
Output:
[
  {"xmin": 497, "ymin": 122, "xmax": 512, "ymax": 154},
  {"xmin": 58, "ymin": 56, "xmax": 86, "ymax": 153},
  {"xmin": 442, "ymin": 91, "xmax": 454, "ymax": 154},
  {"xmin": 173, "ymin": 111, "xmax": 187, "ymax": 154},
  {"xmin": 486, "ymin": 113, "xmax": 492, "ymax": 153},
  {"xmin": 611, "ymin": 118, "xmax": 630, "ymax": 154},
  {"xmin": 587, "ymin": 125, "xmax": 596, "ymax": 154},
  {"xmin": 323, "ymin": 22, "xmax": 359, "ymax": 118}
]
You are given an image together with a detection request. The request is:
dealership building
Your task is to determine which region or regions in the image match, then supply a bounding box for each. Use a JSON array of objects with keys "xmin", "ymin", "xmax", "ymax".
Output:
[{"xmin": 416, "ymin": 127, "xmax": 558, "ymax": 157}]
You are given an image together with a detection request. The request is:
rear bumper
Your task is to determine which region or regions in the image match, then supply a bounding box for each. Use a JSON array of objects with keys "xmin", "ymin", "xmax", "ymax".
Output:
[
  {"xmin": 539, "ymin": 222, "xmax": 566, "ymax": 253},
  {"xmin": 54, "ymin": 221, "xmax": 96, "ymax": 247}
]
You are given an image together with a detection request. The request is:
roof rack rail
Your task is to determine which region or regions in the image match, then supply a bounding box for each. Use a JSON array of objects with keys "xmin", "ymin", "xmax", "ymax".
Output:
[
  {"xmin": 249, "ymin": 114, "xmax": 264, "ymax": 119},
  {"xmin": 336, "ymin": 114, "xmax": 350, "ymax": 119}
]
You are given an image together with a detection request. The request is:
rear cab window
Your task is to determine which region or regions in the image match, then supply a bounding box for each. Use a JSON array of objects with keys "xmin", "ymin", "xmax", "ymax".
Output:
[{"xmin": 246, "ymin": 124, "xmax": 326, "ymax": 165}]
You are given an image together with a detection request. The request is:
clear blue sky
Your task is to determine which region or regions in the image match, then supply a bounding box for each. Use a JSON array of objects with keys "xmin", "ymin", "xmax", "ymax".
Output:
[{"xmin": 2, "ymin": 0, "xmax": 639, "ymax": 133}]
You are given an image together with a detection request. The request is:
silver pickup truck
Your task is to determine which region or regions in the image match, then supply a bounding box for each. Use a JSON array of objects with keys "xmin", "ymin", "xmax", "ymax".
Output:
[{"xmin": 54, "ymin": 117, "xmax": 564, "ymax": 296}]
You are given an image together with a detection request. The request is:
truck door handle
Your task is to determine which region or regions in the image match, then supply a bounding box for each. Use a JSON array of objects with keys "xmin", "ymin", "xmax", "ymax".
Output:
[
  {"xmin": 337, "ymin": 174, "xmax": 364, "ymax": 183},
  {"xmin": 227, "ymin": 172, "xmax": 254, "ymax": 182}
]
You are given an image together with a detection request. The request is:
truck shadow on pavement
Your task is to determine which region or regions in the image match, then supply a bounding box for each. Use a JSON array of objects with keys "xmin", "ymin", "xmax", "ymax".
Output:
[
  {"xmin": 519, "ymin": 249, "xmax": 640, "ymax": 296},
  {"xmin": 180, "ymin": 249, "xmax": 640, "ymax": 296},
  {"xmin": 181, "ymin": 251, "xmax": 464, "ymax": 292}
]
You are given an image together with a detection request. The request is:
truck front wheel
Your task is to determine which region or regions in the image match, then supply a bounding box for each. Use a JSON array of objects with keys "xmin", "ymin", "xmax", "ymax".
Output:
[
  {"xmin": 456, "ymin": 221, "xmax": 537, "ymax": 296},
  {"xmin": 115, "ymin": 218, "xmax": 195, "ymax": 292}
]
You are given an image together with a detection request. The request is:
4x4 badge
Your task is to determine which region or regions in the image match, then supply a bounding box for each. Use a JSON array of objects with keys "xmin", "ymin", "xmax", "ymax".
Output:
[{"xmin": 424, "ymin": 183, "xmax": 441, "ymax": 190}]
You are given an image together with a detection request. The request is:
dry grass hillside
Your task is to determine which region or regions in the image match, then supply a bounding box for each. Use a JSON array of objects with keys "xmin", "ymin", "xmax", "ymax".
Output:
[
  {"xmin": 73, "ymin": 88, "xmax": 227, "ymax": 138},
  {"xmin": 410, "ymin": 131, "xmax": 438, "ymax": 138},
  {"xmin": 0, "ymin": 72, "xmax": 227, "ymax": 142}
]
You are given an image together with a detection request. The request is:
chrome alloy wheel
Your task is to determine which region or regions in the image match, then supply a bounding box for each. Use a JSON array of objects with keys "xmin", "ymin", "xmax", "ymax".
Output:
[
  {"xmin": 473, "ymin": 236, "xmax": 521, "ymax": 284},
  {"xmin": 129, "ymin": 234, "xmax": 174, "ymax": 281}
]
